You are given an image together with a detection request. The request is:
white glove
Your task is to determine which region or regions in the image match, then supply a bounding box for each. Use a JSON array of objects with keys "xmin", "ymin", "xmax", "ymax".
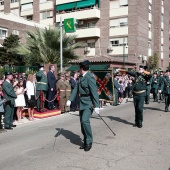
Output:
[
  {"xmin": 94, "ymin": 107, "xmax": 100, "ymax": 115},
  {"xmin": 66, "ymin": 100, "xmax": 71, "ymax": 107},
  {"xmin": 158, "ymin": 90, "xmax": 161, "ymax": 93},
  {"xmin": 116, "ymin": 69, "xmax": 120, "ymax": 72}
]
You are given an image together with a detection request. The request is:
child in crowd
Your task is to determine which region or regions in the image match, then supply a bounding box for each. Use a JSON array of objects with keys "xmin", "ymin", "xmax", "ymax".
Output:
[
  {"xmin": 15, "ymin": 80, "xmax": 26, "ymax": 123},
  {"xmin": 0, "ymin": 86, "xmax": 6, "ymax": 132}
]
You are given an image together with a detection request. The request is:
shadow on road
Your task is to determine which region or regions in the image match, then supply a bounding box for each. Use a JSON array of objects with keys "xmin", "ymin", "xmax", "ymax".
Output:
[
  {"xmin": 55, "ymin": 128, "xmax": 83, "ymax": 147},
  {"xmin": 105, "ymin": 116, "xmax": 134, "ymax": 126},
  {"xmin": 144, "ymin": 107, "xmax": 163, "ymax": 111}
]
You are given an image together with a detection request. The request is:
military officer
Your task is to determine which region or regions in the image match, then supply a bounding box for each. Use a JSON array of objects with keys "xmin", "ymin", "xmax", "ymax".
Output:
[
  {"xmin": 2, "ymin": 72, "xmax": 17, "ymax": 130},
  {"xmin": 144, "ymin": 66, "xmax": 152, "ymax": 104},
  {"xmin": 56, "ymin": 73, "xmax": 67, "ymax": 113},
  {"xmin": 36, "ymin": 65, "xmax": 48, "ymax": 112},
  {"xmin": 65, "ymin": 75, "xmax": 71, "ymax": 112},
  {"xmin": 158, "ymin": 70, "xmax": 164, "ymax": 101},
  {"xmin": 118, "ymin": 65, "xmax": 152, "ymax": 128},
  {"xmin": 159, "ymin": 70, "xmax": 170, "ymax": 112},
  {"xmin": 151, "ymin": 72, "xmax": 159, "ymax": 102},
  {"xmin": 113, "ymin": 73, "xmax": 120, "ymax": 106},
  {"xmin": 66, "ymin": 60, "xmax": 100, "ymax": 151}
]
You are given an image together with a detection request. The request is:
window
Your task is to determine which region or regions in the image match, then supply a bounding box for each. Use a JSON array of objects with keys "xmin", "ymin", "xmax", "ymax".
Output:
[
  {"xmin": 87, "ymin": 42, "xmax": 95, "ymax": 48},
  {"xmin": 161, "ymin": 30, "xmax": 163, "ymax": 37},
  {"xmin": 148, "ymin": 23, "xmax": 151, "ymax": 31},
  {"xmin": 120, "ymin": 18, "xmax": 128, "ymax": 27},
  {"xmin": 120, "ymin": 0, "xmax": 128, "ymax": 7},
  {"xmin": 41, "ymin": 11, "xmax": 51, "ymax": 19},
  {"xmin": 21, "ymin": 3, "xmax": 33, "ymax": 11},
  {"xmin": 87, "ymin": 22, "xmax": 95, "ymax": 28},
  {"xmin": 26, "ymin": 15, "xmax": 33, "ymax": 20},
  {"xmin": 161, "ymin": 14, "xmax": 164, "ymax": 22},
  {"xmin": 0, "ymin": 28, "xmax": 8, "ymax": 39},
  {"xmin": 0, "ymin": 0, "xmax": 4, "ymax": 6},
  {"xmin": 149, "ymin": 5, "xmax": 151, "ymax": 13},
  {"xmin": 110, "ymin": 18, "xmax": 128, "ymax": 28},
  {"xmin": 11, "ymin": 0, "xmax": 18, "ymax": 3}
]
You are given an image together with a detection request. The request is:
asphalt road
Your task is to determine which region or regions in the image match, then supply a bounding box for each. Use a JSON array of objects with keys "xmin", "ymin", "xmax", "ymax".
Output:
[{"xmin": 0, "ymin": 99, "xmax": 170, "ymax": 170}]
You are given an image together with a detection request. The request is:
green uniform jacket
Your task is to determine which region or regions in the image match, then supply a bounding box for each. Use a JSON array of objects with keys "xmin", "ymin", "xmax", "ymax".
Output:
[
  {"xmin": 2, "ymin": 80, "xmax": 17, "ymax": 105},
  {"xmin": 36, "ymin": 70, "xmax": 48, "ymax": 91},
  {"xmin": 146, "ymin": 76, "xmax": 152, "ymax": 90},
  {"xmin": 127, "ymin": 71, "xmax": 152, "ymax": 96},
  {"xmin": 69, "ymin": 71, "xmax": 100, "ymax": 110},
  {"xmin": 160, "ymin": 76, "xmax": 170, "ymax": 94},
  {"xmin": 151, "ymin": 77, "xmax": 159, "ymax": 89},
  {"xmin": 114, "ymin": 78, "xmax": 120, "ymax": 92}
]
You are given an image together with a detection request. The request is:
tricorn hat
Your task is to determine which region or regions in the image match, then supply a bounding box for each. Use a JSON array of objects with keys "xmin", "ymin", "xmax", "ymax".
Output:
[
  {"xmin": 79, "ymin": 60, "xmax": 90, "ymax": 67},
  {"xmin": 5, "ymin": 72, "xmax": 13, "ymax": 76},
  {"xmin": 38, "ymin": 64, "xmax": 44, "ymax": 69}
]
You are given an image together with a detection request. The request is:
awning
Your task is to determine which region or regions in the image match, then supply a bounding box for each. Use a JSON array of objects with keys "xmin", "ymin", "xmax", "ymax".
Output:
[
  {"xmin": 66, "ymin": 64, "xmax": 109, "ymax": 71},
  {"xmin": 76, "ymin": 0, "xmax": 96, "ymax": 8},
  {"xmin": 56, "ymin": 2, "xmax": 76, "ymax": 11}
]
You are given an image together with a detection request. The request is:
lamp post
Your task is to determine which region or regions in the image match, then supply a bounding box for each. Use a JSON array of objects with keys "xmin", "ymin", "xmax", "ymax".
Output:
[{"xmin": 60, "ymin": 16, "xmax": 63, "ymax": 73}]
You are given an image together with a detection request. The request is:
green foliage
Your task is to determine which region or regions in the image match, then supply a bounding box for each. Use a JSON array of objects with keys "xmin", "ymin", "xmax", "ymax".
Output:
[
  {"xmin": 14, "ymin": 27, "xmax": 84, "ymax": 66},
  {"xmin": 0, "ymin": 67, "xmax": 4, "ymax": 79},
  {"xmin": 148, "ymin": 53, "xmax": 159, "ymax": 71},
  {"xmin": 0, "ymin": 34, "xmax": 26, "ymax": 66}
]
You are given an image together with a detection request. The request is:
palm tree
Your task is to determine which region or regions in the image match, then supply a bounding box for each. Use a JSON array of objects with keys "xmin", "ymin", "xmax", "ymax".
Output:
[{"xmin": 14, "ymin": 27, "xmax": 84, "ymax": 66}]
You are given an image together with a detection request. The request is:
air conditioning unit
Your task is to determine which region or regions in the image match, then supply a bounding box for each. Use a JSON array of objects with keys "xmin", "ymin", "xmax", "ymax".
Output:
[
  {"xmin": 84, "ymin": 47, "xmax": 90, "ymax": 52},
  {"xmin": 143, "ymin": 56, "xmax": 147, "ymax": 61},
  {"xmin": 79, "ymin": 21, "xmax": 84, "ymax": 25},
  {"xmin": 12, "ymin": 30, "xmax": 19, "ymax": 35}
]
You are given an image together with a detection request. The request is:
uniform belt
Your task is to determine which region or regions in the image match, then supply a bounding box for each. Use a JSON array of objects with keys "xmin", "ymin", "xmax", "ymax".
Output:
[
  {"xmin": 37, "ymin": 82, "xmax": 47, "ymax": 85},
  {"xmin": 66, "ymin": 90, "xmax": 71, "ymax": 91},
  {"xmin": 80, "ymin": 94, "xmax": 90, "ymax": 97},
  {"xmin": 166, "ymin": 86, "xmax": 169, "ymax": 87},
  {"xmin": 60, "ymin": 90, "xmax": 65, "ymax": 91},
  {"xmin": 133, "ymin": 90, "xmax": 146, "ymax": 94}
]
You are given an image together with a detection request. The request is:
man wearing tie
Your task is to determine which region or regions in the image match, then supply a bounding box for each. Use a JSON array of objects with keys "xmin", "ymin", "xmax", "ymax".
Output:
[{"xmin": 47, "ymin": 65, "xmax": 56, "ymax": 110}]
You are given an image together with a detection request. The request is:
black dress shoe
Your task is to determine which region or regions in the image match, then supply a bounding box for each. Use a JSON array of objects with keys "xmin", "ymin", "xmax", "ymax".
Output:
[
  {"xmin": 11, "ymin": 125, "xmax": 16, "ymax": 127},
  {"xmin": 84, "ymin": 144, "xmax": 92, "ymax": 152},
  {"xmin": 165, "ymin": 109, "xmax": 169, "ymax": 112},
  {"xmin": 137, "ymin": 124, "xmax": 142, "ymax": 128},
  {"xmin": 5, "ymin": 127, "xmax": 13, "ymax": 130}
]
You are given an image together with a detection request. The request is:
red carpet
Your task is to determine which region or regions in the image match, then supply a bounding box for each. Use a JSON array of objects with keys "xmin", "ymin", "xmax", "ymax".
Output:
[{"xmin": 22, "ymin": 108, "xmax": 61, "ymax": 119}]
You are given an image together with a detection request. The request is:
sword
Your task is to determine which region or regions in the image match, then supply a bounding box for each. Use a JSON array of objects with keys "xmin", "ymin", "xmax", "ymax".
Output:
[{"xmin": 97, "ymin": 113, "xmax": 116, "ymax": 136}]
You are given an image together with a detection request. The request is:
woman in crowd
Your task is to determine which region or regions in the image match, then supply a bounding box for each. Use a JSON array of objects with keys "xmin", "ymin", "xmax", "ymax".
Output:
[
  {"xmin": 118, "ymin": 80, "xmax": 124, "ymax": 103},
  {"xmin": 15, "ymin": 80, "xmax": 26, "ymax": 123},
  {"xmin": 26, "ymin": 74, "xmax": 36, "ymax": 121}
]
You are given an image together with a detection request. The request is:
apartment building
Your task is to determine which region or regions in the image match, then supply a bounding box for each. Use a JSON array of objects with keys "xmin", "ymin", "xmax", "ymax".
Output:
[
  {"xmin": 0, "ymin": 0, "xmax": 169, "ymax": 69},
  {"xmin": 56, "ymin": 0, "xmax": 170, "ymax": 69},
  {"xmin": 0, "ymin": 0, "xmax": 55, "ymax": 26}
]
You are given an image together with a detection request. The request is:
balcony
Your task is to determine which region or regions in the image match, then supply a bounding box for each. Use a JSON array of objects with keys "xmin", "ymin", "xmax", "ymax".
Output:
[
  {"xmin": 161, "ymin": 22, "xmax": 164, "ymax": 30},
  {"xmin": 110, "ymin": 26, "xmax": 128, "ymax": 37},
  {"xmin": 68, "ymin": 27, "xmax": 100, "ymax": 38},
  {"xmin": 56, "ymin": 8, "xmax": 100, "ymax": 22},
  {"xmin": 110, "ymin": 7, "xmax": 128, "ymax": 18},
  {"xmin": 149, "ymin": 13, "xmax": 152, "ymax": 22},
  {"xmin": 161, "ymin": 6, "xmax": 164, "ymax": 14},
  {"xmin": 10, "ymin": 2, "xmax": 19, "ymax": 9},
  {"xmin": 109, "ymin": 46, "xmax": 128, "ymax": 55},
  {"xmin": 56, "ymin": 0, "xmax": 79, "ymax": 5},
  {"xmin": 21, "ymin": 9, "xmax": 33, "ymax": 16},
  {"xmin": 161, "ymin": 37, "xmax": 163, "ymax": 44},
  {"xmin": 148, "ymin": 31, "xmax": 152, "ymax": 39},
  {"xmin": 40, "ymin": 18, "xmax": 54, "ymax": 26},
  {"xmin": 40, "ymin": 1, "xmax": 53, "ymax": 11},
  {"xmin": 21, "ymin": 0, "xmax": 33, "ymax": 4}
]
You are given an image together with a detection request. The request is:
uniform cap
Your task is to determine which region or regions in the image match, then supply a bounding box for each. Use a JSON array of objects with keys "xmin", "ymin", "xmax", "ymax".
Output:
[
  {"xmin": 166, "ymin": 70, "xmax": 170, "ymax": 73},
  {"xmin": 139, "ymin": 65, "xmax": 144, "ymax": 69},
  {"xmin": 144, "ymin": 66, "xmax": 148, "ymax": 70},
  {"xmin": 38, "ymin": 64, "xmax": 44, "ymax": 69}
]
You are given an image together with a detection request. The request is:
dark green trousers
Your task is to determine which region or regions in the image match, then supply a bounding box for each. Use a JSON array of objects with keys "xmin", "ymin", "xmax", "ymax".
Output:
[
  {"xmin": 4, "ymin": 102, "xmax": 14, "ymax": 128},
  {"xmin": 145, "ymin": 88, "xmax": 151, "ymax": 103},
  {"xmin": 79, "ymin": 108, "xmax": 93, "ymax": 145},
  {"xmin": 164, "ymin": 94, "xmax": 170, "ymax": 110},
  {"xmin": 36, "ymin": 90, "xmax": 47, "ymax": 111},
  {"xmin": 133, "ymin": 95, "xmax": 145, "ymax": 125},
  {"xmin": 152, "ymin": 88, "xmax": 158, "ymax": 101},
  {"xmin": 114, "ymin": 90, "xmax": 119, "ymax": 105}
]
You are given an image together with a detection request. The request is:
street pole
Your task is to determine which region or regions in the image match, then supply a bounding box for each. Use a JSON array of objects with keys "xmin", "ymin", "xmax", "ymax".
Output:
[
  {"xmin": 60, "ymin": 16, "xmax": 63, "ymax": 73},
  {"xmin": 123, "ymin": 37, "xmax": 125, "ymax": 69}
]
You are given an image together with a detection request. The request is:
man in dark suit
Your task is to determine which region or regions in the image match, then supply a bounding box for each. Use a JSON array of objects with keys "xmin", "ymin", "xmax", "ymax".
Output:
[
  {"xmin": 47, "ymin": 65, "xmax": 56, "ymax": 110},
  {"xmin": 66, "ymin": 60, "xmax": 100, "ymax": 152},
  {"xmin": 2, "ymin": 72, "xmax": 17, "ymax": 130},
  {"xmin": 69, "ymin": 71, "xmax": 78, "ymax": 111}
]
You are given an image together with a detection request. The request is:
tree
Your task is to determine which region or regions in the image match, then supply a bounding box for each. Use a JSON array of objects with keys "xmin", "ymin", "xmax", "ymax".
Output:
[
  {"xmin": 147, "ymin": 53, "xmax": 159, "ymax": 71},
  {"xmin": 14, "ymin": 27, "xmax": 84, "ymax": 66},
  {"xmin": 0, "ymin": 34, "xmax": 25, "ymax": 66}
]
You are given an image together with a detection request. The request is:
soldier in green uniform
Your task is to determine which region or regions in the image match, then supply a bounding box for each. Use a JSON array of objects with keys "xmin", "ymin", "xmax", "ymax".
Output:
[
  {"xmin": 36, "ymin": 65, "xmax": 48, "ymax": 112},
  {"xmin": 113, "ymin": 73, "xmax": 120, "ymax": 106},
  {"xmin": 66, "ymin": 60, "xmax": 100, "ymax": 151},
  {"xmin": 158, "ymin": 70, "xmax": 164, "ymax": 101},
  {"xmin": 159, "ymin": 70, "xmax": 170, "ymax": 112},
  {"xmin": 151, "ymin": 72, "xmax": 159, "ymax": 102},
  {"xmin": 144, "ymin": 66, "xmax": 152, "ymax": 104},
  {"xmin": 2, "ymin": 72, "xmax": 17, "ymax": 130},
  {"xmin": 65, "ymin": 75, "xmax": 71, "ymax": 112},
  {"xmin": 118, "ymin": 66, "xmax": 152, "ymax": 128},
  {"xmin": 56, "ymin": 73, "xmax": 67, "ymax": 113}
]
